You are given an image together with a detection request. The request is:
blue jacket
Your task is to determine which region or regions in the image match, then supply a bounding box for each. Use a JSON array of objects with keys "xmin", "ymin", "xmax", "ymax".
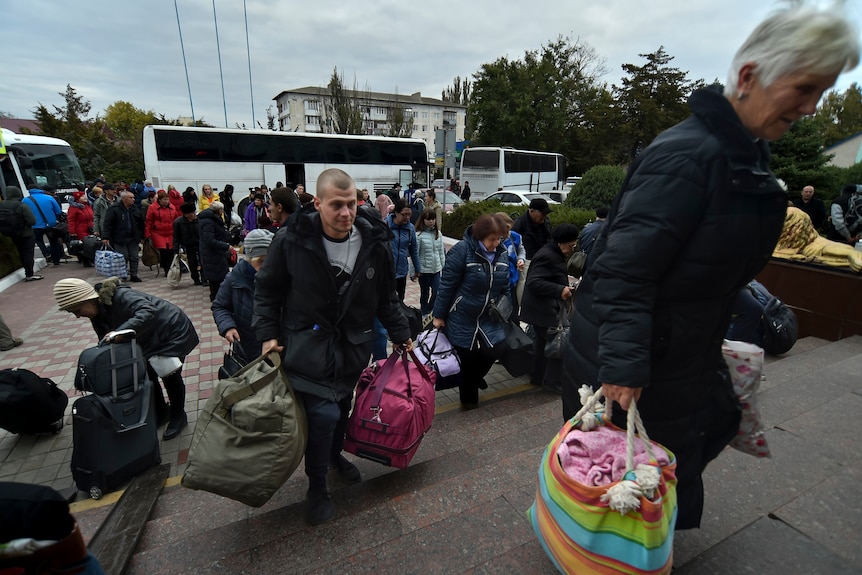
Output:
[
  {"xmin": 212, "ymin": 259, "xmax": 260, "ymax": 363},
  {"xmin": 433, "ymin": 227, "xmax": 510, "ymax": 350},
  {"xmin": 387, "ymin": 214, "xmax": 421, "ymax": 278},
  {"xmin": 502, "ymin": 230, "xmax": 526, "ymax": 289},
  {"xmin": 24, "ymin": 189, "xmax": 62, "ymax": 229}
]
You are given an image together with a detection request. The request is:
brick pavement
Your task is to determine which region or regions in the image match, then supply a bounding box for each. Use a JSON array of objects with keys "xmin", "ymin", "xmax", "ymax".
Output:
[{"xmin": 0, "ymin": 254, "xmax": 529, "ymax": 494}]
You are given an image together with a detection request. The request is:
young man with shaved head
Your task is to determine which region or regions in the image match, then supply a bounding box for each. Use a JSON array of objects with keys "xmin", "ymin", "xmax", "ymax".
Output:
[{"xmin": 254, "ymin": 168, "xmax": 412, "ymax": 525}]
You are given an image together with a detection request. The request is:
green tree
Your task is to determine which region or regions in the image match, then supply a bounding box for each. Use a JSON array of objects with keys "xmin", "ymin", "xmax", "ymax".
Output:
[
  {"xmin": 564, "ymin": 164, "xmax": 626, "ymax": 211},
  {"xmin": 769, "ymin": 116, "xmax": 835, "ymax": 193},
  {"xmin": 613, "ymin": 47, "xmax": 703, "ymax": 163},
  {"xmin": 103, "ymin": 101, "xmax": 158, "ymax": 143},
  {"xmin": 326, "ymin": 67, "xmax": 364, "ymax": 135},
  {"xmin": 442, "ymin": 76, "xmax": 472, "ymax": 106},
  {"xmin": 468, "ymin": 36, "xmax": 607, "ymax": 160},
  {"xmin": 386, "ymin": 102, "xmax": 413, "ymax": 138},
  {"xmin": 813, "ymin": 83, "xmax": 862, "ymax": 147}
]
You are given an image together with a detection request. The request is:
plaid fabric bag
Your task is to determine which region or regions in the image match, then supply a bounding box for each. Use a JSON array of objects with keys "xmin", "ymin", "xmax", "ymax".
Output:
[
  {"xmin": 94, "ymin": 247, "xmax": 128, "ymax": 279},
  {"xmin": 529, "ymin": 387, "xmax": 677, "ymax": 575}
]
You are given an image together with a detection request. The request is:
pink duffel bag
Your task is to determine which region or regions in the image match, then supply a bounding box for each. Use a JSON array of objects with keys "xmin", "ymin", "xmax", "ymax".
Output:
[{"xmin": 344, "ymin": 350, "xmax": 436, "ymax": 469}]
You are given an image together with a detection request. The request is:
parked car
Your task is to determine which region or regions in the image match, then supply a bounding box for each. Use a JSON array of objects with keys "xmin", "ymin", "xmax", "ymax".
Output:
[
  {"xmin": 484, "ymin": 191, "xmax": 560, "ymax": 207},
  {"xmin": 544, "ymin": 190, "xmax": 570, "ymax": 203},
  {"xmin": 431, "ymin": 178, "xmax": 449, "ymax": 190},
  {"xmin": 565, "ymin": 176, "xmax": 582, "ymax": 187},
  {"xmin": 436, "ymin": 190, "xmax": 464, "ymax": 213}
]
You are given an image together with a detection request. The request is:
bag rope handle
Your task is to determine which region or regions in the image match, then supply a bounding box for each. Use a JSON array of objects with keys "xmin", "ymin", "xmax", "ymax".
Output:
[{"xmin": 574, "ymin": 385, "xmax": 664, "ymax": 516}]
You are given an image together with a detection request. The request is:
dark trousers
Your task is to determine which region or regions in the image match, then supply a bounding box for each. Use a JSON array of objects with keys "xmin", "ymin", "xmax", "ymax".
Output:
[
  {"xmin": 34, "ymin": 229, "xmax": 62, "ymax": 265},
  {"xmin": 299, "ymin": 392, "xmax": 352, "ymax": 490},
  {"xmin": 418, "ymin": 272, "xmax": 440, "ymax": 316},
  {"xmin": 395, "ymin": 276, "xmax": 407, "ymax": 301},
  {"xmin": 145, "ymin": 362, "xmax": 187, "ymax": 419},
  {"xmin": 453, "ymin": 345, "xmax": 497, "ymax": 405},
  {"xmin": 12, "ymin": 235, "xmax": 36, "ymax": 277},
  {"xmin": 158, "ymin": 248, "xmax": 173, "ymax": 276},
  {"xmin": 186, "ymin": 249, "xmax": 201, "ymax": 283}
]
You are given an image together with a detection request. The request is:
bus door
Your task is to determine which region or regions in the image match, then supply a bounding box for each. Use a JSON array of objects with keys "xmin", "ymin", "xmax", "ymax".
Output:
[
  {"xmin": 399, "ymin": 169, "xmax": 413, "ymax": 189},
  {"xmin": 284, "ymin": 163, "xmax": 305, "ymax": 191},
  {"xmin": 263, "ymin": 164, "xmax": 287, "ymax": 190}
]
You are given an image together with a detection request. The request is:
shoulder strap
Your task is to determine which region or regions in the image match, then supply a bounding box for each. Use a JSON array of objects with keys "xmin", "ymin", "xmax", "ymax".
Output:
[{"xmin": 26, "ymin": 197, "xmax": 49, "ymax": 223}]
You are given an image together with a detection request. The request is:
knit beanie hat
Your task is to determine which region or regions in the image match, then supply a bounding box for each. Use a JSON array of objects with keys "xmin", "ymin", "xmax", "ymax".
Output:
[
  {"xmin": 53, "ymin": 278, "xmax": 98, "ymax": 311},
  {"xmin": 243, "ymin": 229, "xmax": 274, "ymax": 259}
]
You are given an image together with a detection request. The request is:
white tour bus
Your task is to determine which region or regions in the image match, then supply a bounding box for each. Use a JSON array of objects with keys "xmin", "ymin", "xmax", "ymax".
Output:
[
  {"xmin": 0, "ymin": 129, "xmax": 85, "ymax": 202},
  {"xmin": 142, "ymin": 125, "xmax": 431, "ymax": 196},
  {"xmin": 459, "ymin": 146, "xmax": 566, "ymax": 200}
]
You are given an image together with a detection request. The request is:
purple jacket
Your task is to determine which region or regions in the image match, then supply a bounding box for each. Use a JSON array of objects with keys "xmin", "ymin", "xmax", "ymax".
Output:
[{"xmin": 243, "ymin": 202, "xmax": 268, "ymax": 233}]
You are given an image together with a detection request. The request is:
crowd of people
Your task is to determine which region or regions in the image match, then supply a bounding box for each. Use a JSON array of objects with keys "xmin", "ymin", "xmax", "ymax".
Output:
[{"xmin": 0, "ymin": 0, "xmax": 859, "ymax": 541}]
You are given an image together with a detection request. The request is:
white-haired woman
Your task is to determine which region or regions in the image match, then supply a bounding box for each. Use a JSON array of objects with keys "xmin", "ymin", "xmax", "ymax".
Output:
[{"xmin": 563, "ymin": 1, "xmax": 859, "ymax": 530}]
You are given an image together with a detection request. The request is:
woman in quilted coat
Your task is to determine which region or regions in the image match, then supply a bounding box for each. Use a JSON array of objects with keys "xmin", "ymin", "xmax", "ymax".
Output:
[
  {"xmin": 432, "ymin": 214, "xmax": 510, "ymax": 409},
  {"xmin": 144, "ymin": 190, "xmax": 180, "ymax": 277}
]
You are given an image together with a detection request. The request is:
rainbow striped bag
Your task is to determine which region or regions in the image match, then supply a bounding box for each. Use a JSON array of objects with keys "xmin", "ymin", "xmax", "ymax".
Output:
[{"xmin": 529, "ymin": 387, "xmax": 677, "ymax": 574}]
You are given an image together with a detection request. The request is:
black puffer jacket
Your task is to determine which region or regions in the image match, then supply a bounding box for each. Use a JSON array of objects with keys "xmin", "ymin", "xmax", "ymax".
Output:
[
  {"xmin": 566, "ymin": 86, "xmax": 787, "ymax": 418},
  {"xmin": 512, "ymin": 212, "xmax": 551, "ymax": 259},
  {"xmin": 198, "ymin": 208, "xmax": 231, "ymax": 282},
  {"xmin": 102, "ymin": 202, "xmax": 142, "ymax": 246},
  {"xmin": 91, "ymin": 279, "xmax": 199, "ymax": 359},
  {"xmin": 253, "ymin": 209, "xmax": 410, "ymax": 401},
  {"xmin": 519, "ymin": 242, "xmax": 569, "ymax": 329}
]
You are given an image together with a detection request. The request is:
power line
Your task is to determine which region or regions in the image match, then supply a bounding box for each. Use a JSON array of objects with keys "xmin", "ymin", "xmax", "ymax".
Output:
[
  {"xmin": 173, "ymin": 0, "xmax": 195, "ymax": 125},
  {"xmin": 212, "ymin": 0, "xmax": 228, "ymax": 127},
  {"xmin": 243, "ymin": 0, "xmax": 255, "ymax": 128}
]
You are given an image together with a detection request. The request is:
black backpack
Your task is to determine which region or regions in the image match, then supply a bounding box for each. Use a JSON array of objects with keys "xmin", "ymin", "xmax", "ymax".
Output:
[
  {"xmin": 0, "ymin": 203, "xmax": 24, "ymax": 237},
  {"xmin": 0, "ymin": 369, "xmax": 68, "ymax": 434},
  {"xmin": 761, "ymin": 296, "xmax": 798, "ymax": 355}
]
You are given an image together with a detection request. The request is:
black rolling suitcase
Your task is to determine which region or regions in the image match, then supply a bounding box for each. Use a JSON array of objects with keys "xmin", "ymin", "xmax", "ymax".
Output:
[
  {"xmin": 0, "ymin": 369, "xmax": 68, "ymax": 435},
  {"xmin": 71, "ymin": 330, "xmax": 160, "ymax": 499}
]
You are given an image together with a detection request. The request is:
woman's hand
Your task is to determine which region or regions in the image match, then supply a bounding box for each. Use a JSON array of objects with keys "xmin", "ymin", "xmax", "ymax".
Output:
[
  {"xmin": 601, "ymin": 383, "xmax": 642, "ymax": 411},
  {"xmin": 224, "ymin": 328, "xmax": 240, "ymax": 344},
  {"xmin": 394, "ymin": 338, "xmax": 414, "ymax": 353},
  {"xmin": 516, "ymin": 259, "xmax": 525, "ymax": 272},
  {"xmin": 432, "ymin": 317, "xmax": 446, "ymax": 329},
  {"xmin": 561, "ymin": 286, "xmax": 573, "ymax": 300}
]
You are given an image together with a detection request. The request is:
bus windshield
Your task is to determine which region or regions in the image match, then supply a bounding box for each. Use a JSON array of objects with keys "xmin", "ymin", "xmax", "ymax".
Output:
[{"xmin": 11, "ymin": 143, "xmax": 85, "ymax": 190}]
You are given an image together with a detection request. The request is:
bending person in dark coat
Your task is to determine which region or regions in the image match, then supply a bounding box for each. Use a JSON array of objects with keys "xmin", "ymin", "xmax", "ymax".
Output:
[
  {"xmin": 562, "ymin": 4, "xmax": 859, "ymax": 530},
  {"xmin": 53, "ymin": 277, "xmax": 200, "ymax": 440},
  {"xmin": 212, "ymin": 229, "xmax": 273, "ymax": 364}
]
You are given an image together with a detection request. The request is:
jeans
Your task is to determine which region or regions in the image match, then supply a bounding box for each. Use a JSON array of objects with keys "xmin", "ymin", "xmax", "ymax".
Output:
[
  {"xmin": 34, "ymin": 229, "xmax": 62, "ymax": 265},
  {"xmin": 418, "ymin": 272, "xmax": 440, "ymax": 316},
  {"xmin": 300, "ymin": 392, "xmax": 352, "ymax": 490},
  {"xmin": 114, "ymin": 242, "xmax": 140, "ymax": 278}
]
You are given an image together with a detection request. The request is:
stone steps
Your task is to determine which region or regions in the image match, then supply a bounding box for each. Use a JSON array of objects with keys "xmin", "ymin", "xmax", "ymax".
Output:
[{"xmin": 71, "ymin": 336, "xmax": 862, "ymax": 574}]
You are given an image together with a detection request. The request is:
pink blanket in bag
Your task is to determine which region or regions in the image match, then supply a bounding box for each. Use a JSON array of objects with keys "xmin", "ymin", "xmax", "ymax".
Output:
[{"xmin": 556, "ymin": 425, "xmax": 670, "ymax": 486}]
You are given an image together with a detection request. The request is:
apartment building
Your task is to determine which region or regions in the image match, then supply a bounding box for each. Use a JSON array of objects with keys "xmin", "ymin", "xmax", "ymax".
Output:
[{"xmin": 272, "ymin": 87, "xmax": 466, "ymax": 161}]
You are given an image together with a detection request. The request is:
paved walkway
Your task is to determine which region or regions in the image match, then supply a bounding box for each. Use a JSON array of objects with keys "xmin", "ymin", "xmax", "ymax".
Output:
[{"xmin": 0, "ymin": 255, "xmax": 529, "ymax": 493}]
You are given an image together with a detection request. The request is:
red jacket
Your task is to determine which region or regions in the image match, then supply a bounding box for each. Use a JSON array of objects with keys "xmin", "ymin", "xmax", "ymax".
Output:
[
  {"xmin": 145, "ymin": 203, "xmax": 180, "ymax": 249},
  {"xmin": 67, "ymin": 204, "xmax": 94, "ymax": 239},
  {"xmin": 168, "ymin": 189, "xmax": 184, "ymax": 209}
]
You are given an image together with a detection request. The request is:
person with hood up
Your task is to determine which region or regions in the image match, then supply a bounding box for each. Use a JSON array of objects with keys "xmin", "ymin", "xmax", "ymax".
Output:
[
  {"xmin": 167, "ymin": 185, "xmax": 184, "ymax": 210},
  {"xmin": 0, "ymin": 186, "xmax": 40, "ymax": 280},
  {"xmin": 53, "ymin": 277, "xmax": 199, "ymax": 440}
]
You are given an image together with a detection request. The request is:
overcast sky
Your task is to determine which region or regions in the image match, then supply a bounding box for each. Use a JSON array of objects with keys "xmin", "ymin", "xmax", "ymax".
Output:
[{"xmin": 3, "ymin": 0, "xmax": 861, "ymax": 129}]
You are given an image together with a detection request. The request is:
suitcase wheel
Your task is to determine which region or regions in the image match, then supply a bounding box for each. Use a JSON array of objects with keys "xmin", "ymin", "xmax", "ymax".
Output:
[{"xmin": 89, "ymin": 486, "xmax": 102, "ymax": 500}]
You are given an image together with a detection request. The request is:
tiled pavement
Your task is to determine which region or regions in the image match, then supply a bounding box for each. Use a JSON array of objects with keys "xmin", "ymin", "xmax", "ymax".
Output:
[{"xmin": 0, "ymin": 254, "xmax": 529, "ymax": 493}]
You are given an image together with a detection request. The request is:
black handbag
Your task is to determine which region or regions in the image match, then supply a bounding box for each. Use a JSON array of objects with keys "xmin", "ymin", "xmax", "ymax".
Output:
[
  {"xmin": 544, "ymin": 301, "xmax": 573, "ymax": 359},
  {"xmin": 218, "ymin": 343, "xmax": 246, "ymax": 380},
  {"xmin": 488, "ymin": 295, "xmax": 513, "ymax": 325}
]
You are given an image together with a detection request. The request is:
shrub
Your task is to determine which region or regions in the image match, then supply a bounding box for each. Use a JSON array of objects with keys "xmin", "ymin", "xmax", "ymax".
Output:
[{"xmin": 565, "ymin": 165, "xmax": 626, "ymax": 211}]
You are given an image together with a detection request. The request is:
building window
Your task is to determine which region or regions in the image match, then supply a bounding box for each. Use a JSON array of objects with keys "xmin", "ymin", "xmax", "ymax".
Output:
[
  {"xmin": 305, "ymin": 100, "xmax": 320, "ymax": 112},
  {"xmin": 434, "ymin": 112, "xmax": 440, "ymax": 119},
  {"xmin": 306, "ymin": 116, "xmax": 320, "ymax": 125},
  {"xmin": 422, "ymin": 125, "xmax": 427, "ymax": 132},
  {"xmin": 422, "ymin": 111, "xmax": 429, "ymax": 119}
]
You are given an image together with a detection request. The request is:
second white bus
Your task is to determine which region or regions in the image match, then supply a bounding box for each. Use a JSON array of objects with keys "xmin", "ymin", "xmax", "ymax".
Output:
[{"xmin": 459, "ymin": 146, "xmax": 566, "ymax": 200}]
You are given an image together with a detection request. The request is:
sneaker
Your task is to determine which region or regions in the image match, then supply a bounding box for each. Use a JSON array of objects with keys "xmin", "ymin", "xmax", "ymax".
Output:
[
  {"xmin": 306, "ymin": 488, "xmax": 334, "ymax": 525},
  {"xmin": 330, "ymin": 454, "xmax": 362, "ymax": 483},
  {"xmin": 162, "ymin": 412, "xmax": 187, "ymax": 440},
  {"xmin": 0, "ymin": 338, "xmax": 24, "ymax": 352},
  {"xmin": 24, "ymin": 275, "xmax": 43, "ymax": 282},
  {"xmin": 129, "ymin": 276, "xmax": 143, "ymax": 283}
]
